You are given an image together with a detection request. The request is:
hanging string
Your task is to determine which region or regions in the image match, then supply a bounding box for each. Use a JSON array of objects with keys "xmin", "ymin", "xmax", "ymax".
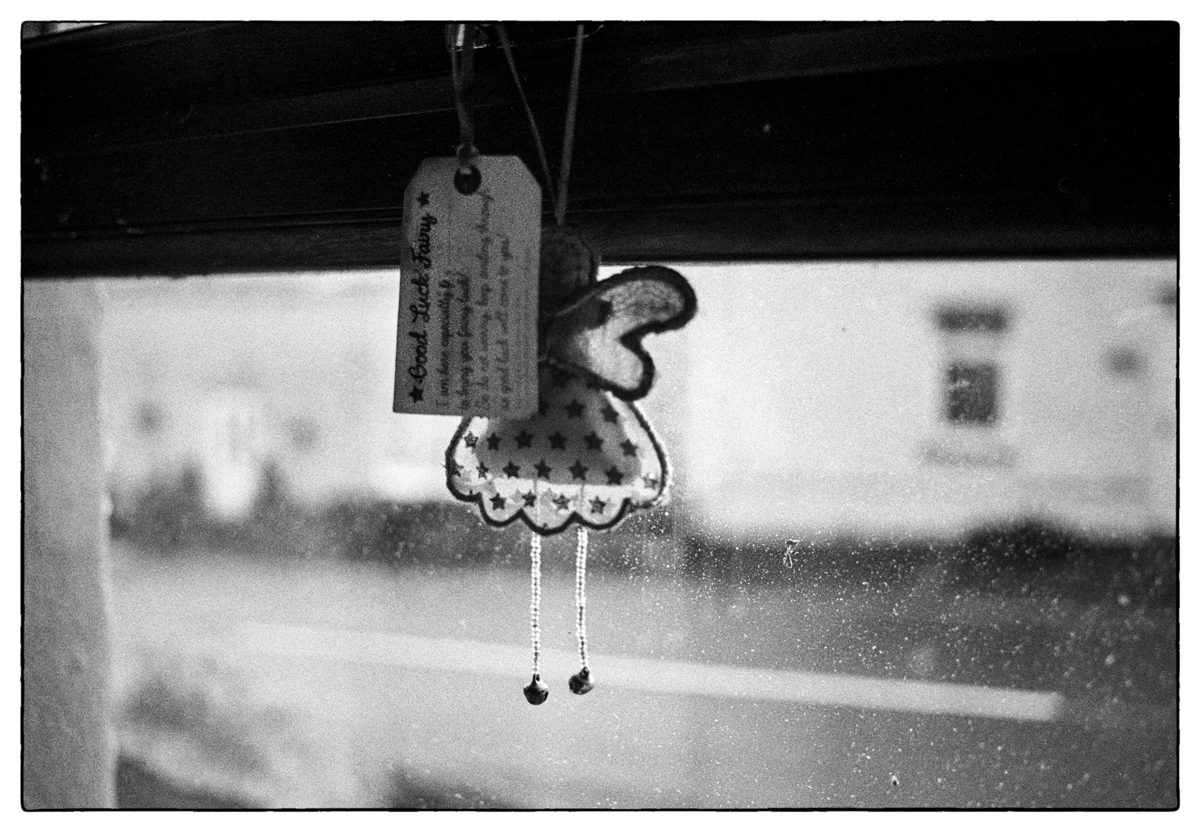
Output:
[
  {"xmin": 496, "ymin": 24, "xmax": 559, "ymax": 219},
  {"xmin": 574, "ymin": 525, "xmax": 590, "ymax": 670},
  {"xmin": 445, "ymin": 24, "xmax": 480, "ymax": 181},
  {"xmin": 555, "ymin": 24, "xmax": 585, "ymax": 227},
  {"xmin": 496, "ymin": 22, "xmax": 585, "ymax": 226}
]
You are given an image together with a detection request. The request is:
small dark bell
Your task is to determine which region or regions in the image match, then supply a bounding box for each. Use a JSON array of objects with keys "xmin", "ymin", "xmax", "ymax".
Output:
[
  {"xmin": 568, "ymin": 667, "xmax": 594, "ymax": 695},
  {"xmin": 523, "ymin": 674, "xmax": 549, "ymax": 705}
]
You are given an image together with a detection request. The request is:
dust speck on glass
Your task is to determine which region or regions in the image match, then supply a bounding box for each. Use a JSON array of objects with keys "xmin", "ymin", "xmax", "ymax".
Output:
[{"xmin": 99, "ymin": 258, "xmax": 1177, "ymax": 809}]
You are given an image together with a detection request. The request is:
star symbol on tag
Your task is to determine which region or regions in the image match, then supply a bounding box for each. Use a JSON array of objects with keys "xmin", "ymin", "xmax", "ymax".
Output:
[
  {"xmin": 605, "ymin": 466, "xmax": 624, "ymax": 485},
  {"xmin": 552, "ymin": 493, "xmax": 573, "ymax": 512},
  {"xmin": 534, "ymin": 460, "xmax": 553, "ymax": 478},
  {"xmin": 569, "ymin": 460, "xmax": 589, "ymax": 481},
  {"xmin": 589, "ymin": 496, "xmax": 608, "ymax": 514},
  {"xmin": 464, "ymin": 432, "xmax": 478, "ymax": 448},
  {"xmin": 489, "ymin": 493, "xmax": 507, "ymax": 510},
  {"xmin": 548, "ymin": 432, "xmax": 568, "ymax": 450},
  {"xmin": 486, "ymin": 435, "xmax": 502, "ymax": 451},
  {"xmin": 600, "ymin": 403, "xmax": 620, "ymax": 424},
  {"xmin": 521, "ymin": 491, "xmax": 538, "ymax": 507},
  {"xmin": 583, "ymin": 432, "xmax": 604, "ymax": 451},
  {"xmin": 565, "ymin": 399, "xmax": 585, "ymax": 419},
  {"xmin": 417, "ymin": 191, "xmax": 430, "ymax": 207},
  {"xmin": 621, "ymin": 439, "xmax": 638, "ymax": 457},
  {"xmin": 503, "ymin": 461, "xmax": 521, "ymax": 478},
  {"xmin": 408, "ymin": 386, "xmax": 424, "ymax": 403}
]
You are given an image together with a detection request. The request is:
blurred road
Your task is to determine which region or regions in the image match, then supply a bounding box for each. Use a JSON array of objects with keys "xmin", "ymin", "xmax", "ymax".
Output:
[{"xmin": 108, "ymin": 543, "xmax": 1177, "ymax": 809}]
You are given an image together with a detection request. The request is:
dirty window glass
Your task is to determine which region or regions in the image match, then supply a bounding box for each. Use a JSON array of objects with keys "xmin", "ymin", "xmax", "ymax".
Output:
[{"xmin": 100, "ymin": 260, "xmax": 1177, "ymax": 809}]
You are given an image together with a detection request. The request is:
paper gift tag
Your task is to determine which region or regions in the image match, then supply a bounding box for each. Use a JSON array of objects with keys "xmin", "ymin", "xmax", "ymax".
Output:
[{"xmin": 394, "ymin": 156, "xmax": 541, "ymax": 418}]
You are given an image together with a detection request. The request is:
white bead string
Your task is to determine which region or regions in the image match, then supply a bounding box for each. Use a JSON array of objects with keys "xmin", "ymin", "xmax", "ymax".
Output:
[
  {"xmin": 529, "ymin": 531, "xmax": 543, "ymax": 678},
  {"xmin": 575, "ymin": 525, "xmax": 590, "ymax": 670}
]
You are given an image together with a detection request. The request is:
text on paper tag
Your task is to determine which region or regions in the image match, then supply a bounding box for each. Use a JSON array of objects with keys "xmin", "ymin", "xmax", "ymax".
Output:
[{"xmin": 394, "ymin": 156, "xmax": 541, "ymax": 418}]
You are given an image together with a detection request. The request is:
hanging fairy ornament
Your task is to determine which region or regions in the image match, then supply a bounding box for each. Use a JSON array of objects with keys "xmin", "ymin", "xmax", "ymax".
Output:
[
  {"xmin": 448, "ymin": 228, "xmax": 695, "ymax": 703},
  {"xmin": 396, "ymin": 24, "xmax": 695, "ymax": 706}
]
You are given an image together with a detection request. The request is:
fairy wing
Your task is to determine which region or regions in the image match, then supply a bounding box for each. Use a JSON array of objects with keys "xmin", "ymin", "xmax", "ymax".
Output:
[{"xmin": 542, "ymin": 266, "xmax": 697, "ymax": 401}]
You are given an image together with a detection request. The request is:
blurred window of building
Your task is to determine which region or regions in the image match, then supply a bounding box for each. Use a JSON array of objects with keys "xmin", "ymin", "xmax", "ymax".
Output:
[
  {"xmin": 936, "ymin": 304, "xmax": 1010, "ymax": 429},
  {"xmin": 945, "ymin": 361, "xmax": 998, "ymax": 424}
]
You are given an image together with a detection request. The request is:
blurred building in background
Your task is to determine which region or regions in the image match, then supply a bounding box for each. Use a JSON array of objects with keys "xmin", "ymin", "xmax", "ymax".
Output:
[
  {"xmin": 101, "ymin": 273, "xmax": 457, "ymax": 523},
  {"xmin": 100, "ymin": 260, "xmax": 1176, "ymax": 543},
  {"xmin": 661, "ymin": 261, "xmax": 1176, "ymax": 542}
]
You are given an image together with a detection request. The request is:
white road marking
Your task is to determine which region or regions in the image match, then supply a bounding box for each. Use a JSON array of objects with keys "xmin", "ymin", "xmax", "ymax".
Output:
[{"xmin": 234, "ymin": 621, "xmax": 1064, "ymax": 723}]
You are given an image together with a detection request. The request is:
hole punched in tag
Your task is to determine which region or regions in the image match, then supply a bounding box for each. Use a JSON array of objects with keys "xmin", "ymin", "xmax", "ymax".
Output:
[
  {"xmin": 448, "ymin": 24, "xmax": 482, "ymax": 196},
  {"xmin": 454, "ymin": 162, "xmax": 482, "ymax": 196}
]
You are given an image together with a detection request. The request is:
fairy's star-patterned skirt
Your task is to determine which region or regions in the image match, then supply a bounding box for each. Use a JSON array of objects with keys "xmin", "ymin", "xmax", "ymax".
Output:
[{"xmin": 446, "ymin": 365, "xmax": 669, "ymax": 535}]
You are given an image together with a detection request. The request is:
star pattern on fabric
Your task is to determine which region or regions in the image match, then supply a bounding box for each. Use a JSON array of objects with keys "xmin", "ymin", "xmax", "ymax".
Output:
[
  {"xmin": 409, "ymin": 386, "xmax": 424, "ymax": 403},
  {"xmin": 446, "ymin": 366, "xmax": 670, "ymax": 534}
]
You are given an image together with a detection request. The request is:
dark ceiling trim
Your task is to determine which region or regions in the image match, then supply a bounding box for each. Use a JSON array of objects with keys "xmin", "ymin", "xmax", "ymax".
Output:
[
  {"xmin": 22, "ymin": 191, "xmax": 1176, "ymax": 279},
  {"xmin": 22, "ymin": 21, "xmax": 1178, "ymax": 277}
]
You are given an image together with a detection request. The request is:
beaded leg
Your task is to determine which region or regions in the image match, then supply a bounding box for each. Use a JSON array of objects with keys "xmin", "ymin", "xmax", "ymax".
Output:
[
  {"xmin": 568, "ymin": 526, "xmax": 595, "ymax": 694},
  {"xmin": 523, "ymin": 532, "xmax": 549, "ymax": 704}
]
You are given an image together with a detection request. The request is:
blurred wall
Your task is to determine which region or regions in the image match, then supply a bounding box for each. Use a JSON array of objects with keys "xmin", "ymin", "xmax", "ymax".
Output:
[
  {"xmin": 23, "ymin": 281, "xmax": 116, "ymax": 808},
  {"xmin": 100, "ymin": 274, "xmax": 456, "ymax": 518}
]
